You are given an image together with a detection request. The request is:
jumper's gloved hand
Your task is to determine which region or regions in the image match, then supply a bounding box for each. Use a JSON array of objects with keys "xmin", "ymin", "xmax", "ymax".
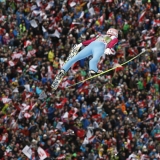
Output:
[
  {"xmin": 96, "ymin": 33, "xmax": 101, "ymax": 38},
  {"xmin": 73, "ymin": 43, "xmax": 83, "ymax": 49},
  {"xmin": 76, "ymin": 43, "xmax": 83, "ymax": 48},
  {"xmin": 72, "ymin": 43, "xmax": 82, "ymax": 51},
  {"xmin": 104, "ymin": 48, "xmax": 116, "ymax": 55}
]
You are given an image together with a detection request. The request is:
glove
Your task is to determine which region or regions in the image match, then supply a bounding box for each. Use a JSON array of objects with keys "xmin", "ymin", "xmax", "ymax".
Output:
[
  {"xmin": 104, "ymin": 48, "xmax": 116, "ymax": 55},
  {"xmin": 96, "ymin": 33, "xmax": 101, "ymax": 38},
  {"xmin": 77, "ymin": 43, "xmax": 83, "ymax": 48},
  {"xmin": 72, "ymin": 43, "xmax": 82, "ymax": 50}
]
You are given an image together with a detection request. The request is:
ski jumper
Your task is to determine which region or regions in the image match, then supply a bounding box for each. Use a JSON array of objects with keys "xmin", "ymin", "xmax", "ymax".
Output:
[{"xmin": 62, "ymin": 35, "xmax": 118, "ymax": 72}]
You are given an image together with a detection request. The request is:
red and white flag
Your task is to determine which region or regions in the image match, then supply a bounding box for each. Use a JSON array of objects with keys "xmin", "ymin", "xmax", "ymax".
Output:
[
  {"xmin": 45, "ymin": 3, "xmax": 52, "ymax": 10},
  {"xmin": 29, "ymin": 65, "xmax": 37, "ymax": 72},
  {"xmin": 144, "ymin": 36, "xmax": 153, "ymax": 40},
  {"xmin": 24, "ymin": 40, "xmax": 32, "ymax": 48},
  {"xmin": 149, "ymin": 28, "xmax": 155, "ymax": 35},
  {"xmin": 40, "ymin": 101, "xmax": 46, "ymax": 108},
  {"xmin": 140, "ymin": 41, "xmax": 146, "ymax": 47},
  {"xmin": 43, "ymin": 108, "xmax": 48, "ymax": 114},
  {"xmin": 68, "ymin": 108, "xmax": 78, "ymax": 120},
  {"xmin": 156, "ymin": 154, "xmax": 160, "ymax": 159},
  {"xmin": 106, "ymin": 75, "xmax": 112, "ymax": 79},
  {"xmin": 98, "ymin": 14, "xmax": 104, "ymax": 26},
  {"xmin": 30, "ymin": 102, "xmax": 37, "ymax": 110},
  {"xmin": 57, "ymin": 155, "xmax": 66, "ymax": 160},
  {"xmin": 78, "ymin": 85, "xmax": 89, "ymax": 95},
  {"xmin": 71, "ymin": 61, "xmax": 79, "ymax": 74},
  {"xmin": 125, "ymin": 139, "xmax": 131, "ymax": 149},
  {"xmin": 153, "ymin": 19, "xmax": 160, "ymax": 26},
  {"xmin": 0, "ymin": 97, "xmax": 12, "ymax": 104},
  {"xmin": 69, "ymin": 21, "xmax": 80, "ymax": 33},
  {"xmin": 88, "ymin": 135, "xmax": 96, "ymax": 143},
  {"xmin": 24, "ymin": 113, "xmax": 32, "ymax": 119},
  {"xmin": 62, "ymin": 112, "xmax": 69, "ymax": 119},
  {"xmin": 92, "ymin": 114, "xmax": 101, "ymax": 120},
  {"xmin": 141, "ymin": 133, "xmax": 149, "ymax": 139},
  {"xmin": 47, "ymin": 65, "xmax": 53, "ymax": 79},
  {"xmin": 37, "ymin": 147, "xmax": 48, "ymax": 160},
  {"xmin": 55, "ymin": 27, "xmax": 62, "ymax": 33},
  {"xmin": 22, "ymin": 103, "xmax": 30, "ymax": 111},
  {"xmin": 32, "ymin": 10, "xmax": 41, "ymax": 17},
  {"xmin": 10, "ymin": 110, "xmax": 17, "ymax": 116},
  {"xmin": 0, "ymin": 134, "xmax": 8, "ymax": 143},
  {"xmin": 8, "ymin": 60, "xmax": 16, "ymax": 67},
  {"xmin": 27, "ymin": 49, "xmax": 37, "ymax": 58},
  {"xmin": 59, "ymin": 78, "xmax": 72, "ymax": 89},
  {"xmin": 113, "ymin": 63, "xmax": 123, "ymax": 72},
  {"xmin": 69, "ymin": 1, "xmax": 76, "ymax": 7},
  {"xmin": 48, "ymin": 22, "xmax": 56, "ymax": 30},
  {"xmin": 139, "ymin": 11, "xmax": 146, "ymax": 22},
  {"xmin": 104, "ymin": 93, "xmax": 113, "ymax": 100},
  {"xmin": 147, "ymin": 95, "xmax": 152, "ymax": 100},
  {"xmin": 141, "ymin": 154, "xmax": 150, "ymax": 160},
  {"xmin": 154, "ymin": 133, "xmax": 160, "ymax": 138},
  {"xmin": 49, "ymin": 16, "xmax": 55, "ymax": 22},
  {"xmin": 11, "ymin": 52, "xmax": 23, "ymax": 60},
  {"xmin": 17, "ymin": 67, "xmax": 22, "ymax": 73},
  {"xmin": 0, "ymin": 15, "xmax": 6, "ymax": 22},
  {"xmin": 146, "ymin": 114, "xmax": 154, "ymax": 120},
  {"xmin": 47, "ymin": 65, "xmax": 53, "ymax": 74},
  {"xmin": 55, "ymin": 98, "xmax": 67, "ymax": 109},
  {"xmin": 25, "ymin": 92, "xmax": 33, "ymax": 100}
]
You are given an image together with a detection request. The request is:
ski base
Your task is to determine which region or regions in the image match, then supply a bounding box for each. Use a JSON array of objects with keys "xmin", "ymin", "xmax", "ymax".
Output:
[
  {"xmin": 51, "ymin": 78, "xmax": 63, "ymax": 91},
  {"xmin": 51, "ymin": 70, "xmax": 65, "ymax": 91}
]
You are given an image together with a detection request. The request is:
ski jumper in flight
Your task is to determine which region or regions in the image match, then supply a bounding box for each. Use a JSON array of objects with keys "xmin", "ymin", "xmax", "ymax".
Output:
[
  {"xmin": 61, "ymin": 28, "xmax": 118, "ymax": 75},
  {"xmin": 51, "ymin": 28, "xmax": 119, "ymax": 91}
]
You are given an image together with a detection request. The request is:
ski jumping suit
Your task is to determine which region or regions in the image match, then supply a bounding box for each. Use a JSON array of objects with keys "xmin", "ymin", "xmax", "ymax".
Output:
[{"xmin": 62, "ymin": 35, "xmax": 118, "ymax": 73}]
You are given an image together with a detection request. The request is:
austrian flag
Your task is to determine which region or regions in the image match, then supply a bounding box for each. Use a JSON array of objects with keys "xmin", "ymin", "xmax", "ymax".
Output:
[
  {"xmin": 0, "ymin": 97, "xmax": 12, "ymax": 104},
  {"xmin": 55, "ymin": 98, "xmax": 67, "ymax": 109},
  {"xmin": 24, "ymin": 112, "xmax": 32, "ymax": 119},
  {"xmin": 27, "ymin": 49, "xmax": 37, "ymax": 58},
  {"xmin": 0, "ymin": 15, "xmax": 7, "ymax": 22},
  {"xmin": 24, "ymin": 40, "xmax": 32, "ymax": 48},
  {"xmin": 11, "ymin": 52, "xmax": 23, "ymax": 60},
  {"xmin": 98, "ymin": 14, "xmax": 104, "ymax": 26},
  {"xmin": 139, "ymin": 11, "xmax": 146, "ymax": 22},
  {"xmin": 29, "ymin": 65, "xmax": 37, "ymax": 72},
  {"xmin": 8, "ymin": 60, "xmax": 16, "ymax": 67},
  {"xmin": 59, "ymin": 78, "xmax": 72, "ymax": 89},
  {"xmin": 153, "ymin": 19, "xmax": 160, "ymax": 26},
  {"xmin": 17, "ymin": 67, "xmax": 22, "ymax": 73},
  {"xmin": 57, "ymin": 155, "xmax": 66, "ymax": 160}
]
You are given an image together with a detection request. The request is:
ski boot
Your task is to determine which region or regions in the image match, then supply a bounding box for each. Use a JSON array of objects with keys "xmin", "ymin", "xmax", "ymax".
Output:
[{"xmin": 89, "ymin": 70, "xmax": 102, "ymax": 77}]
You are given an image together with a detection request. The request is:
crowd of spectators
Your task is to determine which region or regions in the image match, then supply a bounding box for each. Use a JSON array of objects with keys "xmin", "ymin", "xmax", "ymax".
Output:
[{"xmin": 0, "ymin": 0, "xmax": 159, "ymax": 159}]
